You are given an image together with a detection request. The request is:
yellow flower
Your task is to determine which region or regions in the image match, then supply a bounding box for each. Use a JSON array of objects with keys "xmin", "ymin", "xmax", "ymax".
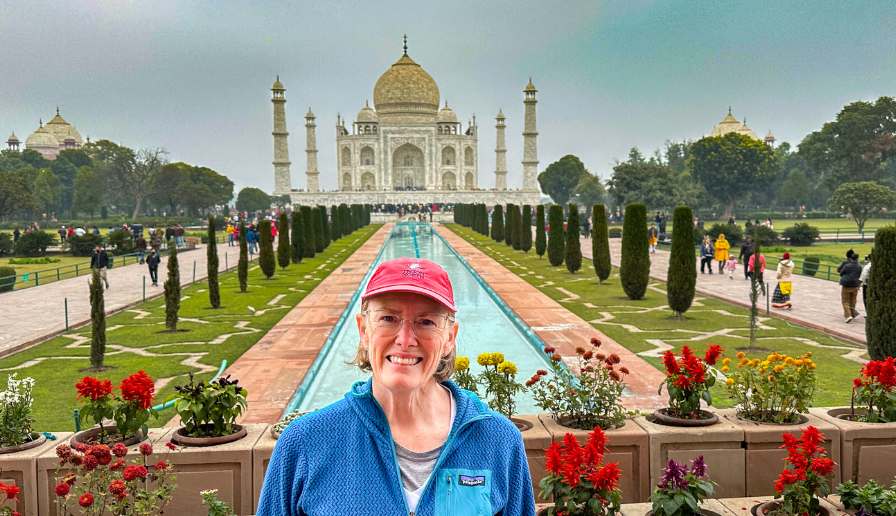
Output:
[
  {"xmin": 766, "ymin": 354, "xmax": 776, "ymax": 362},
  {"xmin": 773, "ymin": 365, "xmax": 785, "ymax": 373},
  {"xmin": 761, "ymin": 360, "xmax": 770, "ymax": 368},
  {"xmin": 750, "ymin": 359, "xmax": 760, "ymax": 367},
  {"xmin": 768, "ymin": 375, "xmax": 774, "ymax": 382},
  {"xmin": 736, "ymin": 352, "xmax": 746, "ymax": 359},
  {"xmin": 497, "ymin": 361, "xmax": 517, "ymax": 376},
  {"xmin": 477, "ymin": 353, "xmax": 490, "ymax": 366},
  {"xmin": 809, "ymin": 362, "xmax": 817, "ymax": 370},
  {"xmin": 784, "ymin": 357, "xmax": 794, "ymax": 365},
  {"xmin": 491, "ymin": 352, "xmax": 505, "ymax": 366},
  {"xmin": 722, "ymin": 358, "xmax": 731, "ymax": 366},
  {"xmin": 721, "ymin": 366, "xmax": 730, "ymax": 373},
  {"xmin": 793, "ymin": 359, "xmax": 804, "ymax": 367},
  {"xmin": 726, "ymin": 378, "xmax": 735, "ymax": 386},
  {"xmin": 455, "ymin": 356, "xmax": 470, "ymax": 371}
]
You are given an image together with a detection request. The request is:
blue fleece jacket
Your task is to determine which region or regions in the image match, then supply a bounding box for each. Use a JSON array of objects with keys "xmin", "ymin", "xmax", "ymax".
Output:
[{"xmin": 256, "ymin": 379, "xmax": 536, "ymax": 515}]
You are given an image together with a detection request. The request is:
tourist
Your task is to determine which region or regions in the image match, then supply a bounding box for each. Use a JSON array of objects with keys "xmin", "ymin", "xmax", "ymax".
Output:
[
  {"xmin": 725, "ymin": 256, "xmax": 738, "ymax": 279},
  {"xmin": 226, "ymin": 222, "xmax": 235, "ymax": 247},
  {"xmin": 714, "ymin": 233, "xmax": 730, "ymax": 274},
  {"xmin": 700, "ymin": 236, "xmax": 714, "ymax": 274},
  {"xmin": 246, "ymin": 225, "xmax": 258, "ymax": 255},
  {"xmin": 135, "ymin": 234, "xmax": 147, "ymax": 264},
  {"xmin": 748, "ymin": 251, "xmax": 767, "ymax": 294},
  {"xmin": 90, "ymin": 244, "xmax": 110, "ymax": 290},
  {"xmin": 772, "ymin": 252, "xmax": 794, "ymax": 310},
  {"xmin": 146, "ymin": 249, "xmax": 161, "ymax": 286},
  {"xmin": 257, "ymin": 258, "xmax": 535, "ymax": 515},
  {"xmin": 738, "ymin": 236, "xmax": 754, "ymax": 280},
  {"xmin": 861, "ymin": 253, "xmax": 872, "ymax": 314},
  {"xmin": 12, "ymin": 227, "xmax": 20, "ymax": 243},
  {"xmin": 91, "ymin": 226, "xmax": 99, "ymax": 236},
  {"xmin": 175, "ymin": 225, "xmax": 185, "ymax": 248},
  {"xmin": 75, "ymin": 226, "xmax": 86, "ymax": 237},
  {"xmin": 58, "ymin": 226, "xmax": 67, "ymax": 243},
  {"xmin": 648, "ymin": 223, "xmax": 659, "ymax": 254},
  {"xmin": 838, "ymin": 250, "xmax": 862, "ymax": 323},
  {"xmin": 67, "ymin": 225, "xmax": 75, "ymax": 240},
  {"xmin": 658, "ymin": 213, "xmax": 667, "ymax": 238}
]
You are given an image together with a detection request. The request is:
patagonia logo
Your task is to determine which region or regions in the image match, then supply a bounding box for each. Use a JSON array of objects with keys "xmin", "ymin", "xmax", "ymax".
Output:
[{"xmin": 458, "ymin": 475, "xmax": 485, "ymax": 487}]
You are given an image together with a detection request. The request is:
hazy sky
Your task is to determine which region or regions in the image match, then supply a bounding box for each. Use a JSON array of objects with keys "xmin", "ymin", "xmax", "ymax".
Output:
[{"xmin": 2, "ymin": 1, "xmax": 894, "ymax": 194}]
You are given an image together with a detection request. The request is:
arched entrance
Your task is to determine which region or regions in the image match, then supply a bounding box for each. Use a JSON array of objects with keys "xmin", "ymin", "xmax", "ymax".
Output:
[
  {"xmin": 392, "ymin": 143, "xmax": 425, "ymax": 190},
  {"xmin": 441, "ymin": 172, "xmax": 456, "ymax": 190},
  {"xmin": 361, "ymin": 172, "xmax": 376, "ymax": 191},
  {"xmin": 464, "ymin": 172, "xmax": 474, "ymax": 190},
  {"xmin": 342, "ymin": 173, "xmax": 352, "ymax": 190}
]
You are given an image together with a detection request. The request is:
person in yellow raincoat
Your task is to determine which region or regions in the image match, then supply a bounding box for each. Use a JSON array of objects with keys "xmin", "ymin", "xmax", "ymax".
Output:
[
  {"xmin": 647, "ymin": 223, "xmax": 659, "ymax": 254},
  {"xmin": 714, "ymin": 233, "xmax": 730, "ymax": 273}
]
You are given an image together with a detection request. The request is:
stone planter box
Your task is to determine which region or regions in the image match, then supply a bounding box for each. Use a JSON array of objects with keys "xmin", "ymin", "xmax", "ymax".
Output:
[
  {"xmin": 540, "ymin": 415, "xmax": 650, "ymax": 503},
  {"xmin": 156, "ymin": 423, "xmax": 267, "ymax": 516},
  {"xmin": 619, "ymin": 499, "xmax": 736, "ymax": 515},
  {"xmin": 0, "ymin": 432, "xmax": 69, "ymax": 516},
  {"xmin": 635, "ymin": 413, "xmax": 746, "ymax": 498},
  {"xmin": 811, "ymin": 407, "xmax": 896, "ymax": 485},
  {"xmin": 718, "ymin": 496, "xmax": 845, "ymax": 515},
  {"xmin": 718, "ymin": 409, "xmax": 841, "ymax": 496},
  {"xmin": 514, "ymin": 414, "xmax": 553, "ymax": 503},
  {"xmin": 37, "ymin": 428, "xmax": 170, "ymax": 516},
  {"xmin": 252, "ymin": 428, "xmax": 277, "ymax": 513}
]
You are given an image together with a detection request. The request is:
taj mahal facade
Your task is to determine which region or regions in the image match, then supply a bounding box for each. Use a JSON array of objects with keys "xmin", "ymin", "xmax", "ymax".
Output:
[{"xmin": 272, "ymin": 40, "xmax": 541, "ymax": 207}]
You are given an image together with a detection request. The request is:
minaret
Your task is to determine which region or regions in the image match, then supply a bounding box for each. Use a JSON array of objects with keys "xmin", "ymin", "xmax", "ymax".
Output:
[
  {"xmin": 6, "ymin": 132, "xmax": 20, "ymax": 152},
  {"xmin": 271, "ymin": 76, "xmax": 292, "ymax": 195},
  {"xmin": 305, "ymin": 107, "xmax": 320, "ymax": 192},
  {"xmin": 495, "ymin": 109, "xmax": 507, "ymax": 190},
  {"xmin": 522, "ymin": 78, "xmax": 539, "ymax": 191}
]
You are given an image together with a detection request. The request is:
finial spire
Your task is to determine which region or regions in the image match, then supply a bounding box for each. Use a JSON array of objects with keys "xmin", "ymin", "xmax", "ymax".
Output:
[
  {"xmin": 728, "ymin": 106, "xmax": 732, "ymax": 115},
  {"xmin": 39, "ymin": 118, "xmax": 43, "ymax": 127},
  {"xmin": 56, "ymin": 106, "xmax": 60, "ymax": 115},
  {"xmin": 403, "ymin": 34, "xmax": 408, "ymax": 56}
]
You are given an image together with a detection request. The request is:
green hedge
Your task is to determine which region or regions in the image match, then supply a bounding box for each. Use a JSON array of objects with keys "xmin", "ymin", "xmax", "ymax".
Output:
[{"xmin": 620, "ymin": 204, "xmax": 649, "ymax": 300}]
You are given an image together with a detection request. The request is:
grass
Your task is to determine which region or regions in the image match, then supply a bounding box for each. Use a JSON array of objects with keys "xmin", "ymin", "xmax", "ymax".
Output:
[
  {"xmin": 448, "ymin": 224, "xmax": 866, "ymax": 409},
  {"xmin": 0, "ymin": 224, "xmax": 380, "ymax": 432},
  {"xmin": 659, "ymin": 218, "xmax": 893, "ymax": 234}
]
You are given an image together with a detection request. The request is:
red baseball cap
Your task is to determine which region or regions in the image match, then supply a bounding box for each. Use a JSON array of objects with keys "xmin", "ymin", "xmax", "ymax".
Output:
[{"xmin": 362, "ymin": 257, "xmax": 456, "ymax": 312}]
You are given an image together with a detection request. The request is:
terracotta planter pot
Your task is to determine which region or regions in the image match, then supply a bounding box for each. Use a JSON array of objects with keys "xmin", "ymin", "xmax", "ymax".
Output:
[
  {"xmin": 70, "ymin": 426, "xmax": 146, "ymax": 447},
  {"xmin": 753, "ymin": 500, "xmax": 831, "ymax": 516},
  {"xmin": 0, "ymin": 433, "xmax": 46, "ymax": 454},
  {"xmin": 651, "ymin": 408, "xmax": 719, "ymax": 427},
  {"xmin": 170, "ymin": 424, "xmax": 248, "ymax": 447},
  {"xmin": 810, "ymin": 407, "xmax": 896, "ymax": 485}
]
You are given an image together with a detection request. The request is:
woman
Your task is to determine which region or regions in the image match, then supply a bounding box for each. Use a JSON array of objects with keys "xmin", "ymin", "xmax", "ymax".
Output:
[
  {"xmin": 648, "ymin": 223, "xmax": 659, "ymax": 254},
  {"xmin": 257, "ymin": 257, "xmax": 535, "ymax": 515},
  {"xmin": 772, "ymin": 252, "xmax": 794, "ymax": 310},
  {"xmin": 749, "ymin": 251, "xmax": 767, "ymax": 295},
  {"xmin": 700, "ymin": 236, "xmax": 714, "ymax": 274},
  {"xmin": 714, "ymin": 233, "xmax": 730, "ymax": 274}
]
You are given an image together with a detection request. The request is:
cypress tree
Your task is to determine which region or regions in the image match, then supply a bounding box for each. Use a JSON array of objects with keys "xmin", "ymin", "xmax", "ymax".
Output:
[
  {"xmin": 318, "ymin": 205, "xmax": 331, "ymax": 249},
  {"xmin": 620, "ymin": 203, "xmax": 650, "ymax": 300},
  {"xmin": 592, "ymin": 204, "xmax": 611, "ymax": 283},
  {"xmin": 258, "ymin": 219, "xmax": 275, "ymax": 279},
  {"xmin": 277, "ymin": 212, "xmax": 291, "ymax": 269},
  {"xmin": 301, "ymin": 206, "xmax": 316, "ymax": 258},
  {"xmin": 565, "ymin": 204, "xmax": 582, "ymax": 273},
  {"xmin": 290, "ymin": 211, "xmax": 303, "ymax": 264},
  {"xmin": 666, "ymin": 206, "xmax": 697, "ymax": 317},
  {"xmin": 521, "ymin": 205, "xmax": 532, "ymax": 253},
  {"xmin": 312, "ymin": 207, "xmax": 325, "ymax": 252},
  {"xmin": 547, "ymin": 205, "xmax": 565, "ymax": 266},
  {"xmin": 491, "ymin": 205, "xmax": 505, "ymax": 242},
  {"xmin": 340, "ymin": 204, "xmax": 351, "ymax": 236},
  {"xmin": 89, "ymin": 268, "xmax": 106, "ymax": 370},
  {"xmin": 511, "ymin": 205, "xmax": 522, "ymax": 250},
  {"xmin": 207, "ymin": 215, "xmax": 220, "ymax": 308},
  {"xmin": 330, "ymin": 205, "xmax": 341, "ymax": 240},
  {"xmin": 238, "ymin": 221, "xmax": 248, "ymax": 292},
  {"xmin": 535, "ymin": 205, "xmax": 546, "ymax": 258},
  {"xmin": 868, "ymin": 226, "xmax": 896, "ymax": 359},
  {"xmin": 480, "ymin": 204, "xmax": 489, "ymax": 236},
  {"xmin": 505, "ymin": 204, "xmax": 515, "ymax": 247},
  {"xmin": 164, "ymin": 245, "xmax": 180, "ymax": 330}
]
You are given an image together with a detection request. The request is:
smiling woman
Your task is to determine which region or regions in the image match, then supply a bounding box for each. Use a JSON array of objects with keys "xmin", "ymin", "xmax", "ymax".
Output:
[{"xmin": 256, "ymin": 257, "xmax": 536, "ymax": 516}]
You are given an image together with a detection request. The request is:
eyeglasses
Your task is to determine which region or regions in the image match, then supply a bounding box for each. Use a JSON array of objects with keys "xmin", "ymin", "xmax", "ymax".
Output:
[{"xmin": 362, "ymin": 309, "xmax": 454, "ymax": 339}]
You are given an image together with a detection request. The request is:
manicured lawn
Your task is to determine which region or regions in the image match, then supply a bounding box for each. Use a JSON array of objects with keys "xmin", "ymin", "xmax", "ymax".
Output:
[
  {"xmin": 449, "ymin": 224, "xmax": 866, "ymax": 410},
  {"xmin": 669, "ymin": 218, "xmax": 892, "ymax": 234},
  {"xmin": 0, "ymin": 225, "xmax": 380, "ymax": 432}
]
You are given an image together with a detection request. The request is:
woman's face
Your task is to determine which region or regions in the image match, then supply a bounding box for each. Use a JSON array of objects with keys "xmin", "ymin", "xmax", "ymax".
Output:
[{"xmin": 357, "ymin": 292, "xmax": 458, "ymax": 394}]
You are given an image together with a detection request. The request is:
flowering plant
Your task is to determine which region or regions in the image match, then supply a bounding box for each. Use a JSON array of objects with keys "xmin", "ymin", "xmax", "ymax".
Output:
[
  {"xmin": 475, "ymin": 352, "xmax": 524, "ymax": 418},
  {"xmin": 659, "ymin": 345, "xmax": 722, "ymax": 419},
  {"xmin": 174, "ymin": 373, "xmax": 247, "ymax": 437},
  {"xmin": 0, "ymin": 374, "xmax": 37, "ymax": 447},
  {"xmin": 53, "ymin": 440, "xmax": 177, "ymax": 515},
  {"xmin": 76, "ymin": 371, "xmax": 156, "ymax": 443},
  {"xmin": 453, "ymin": 356, "xmax": 478, "ymax": 394},
  {"xmin": 201, "ymin": 489, "xmax": 237, "ymax": 516},
  {"xmin": 771, "ymin": 426, "xmax": 835, "ymax": 516},
  {"xmin": 837, "ymin": 479, "xmax": 896, "ymax": 516},
  {"xmin": 650, "ymin": 457, "xmax": 715, "ymax": 516},
  {"xmin": 0, "ymin": 482, "xmax": 21, "ymax": 516},
  {"xmin": 725, "ymin": 352, "xmax": 816, "ymax": 424},
  {"xmin": 540, "ymin": 426, "xmax": 622, "ymax": 515},
  {"xmin": 851, "ymin": 357, "xmax": 896, "ymax": 423},
  {"xmin": 529, "ymin": 338, "xmax": 628, "ymax": 430}
]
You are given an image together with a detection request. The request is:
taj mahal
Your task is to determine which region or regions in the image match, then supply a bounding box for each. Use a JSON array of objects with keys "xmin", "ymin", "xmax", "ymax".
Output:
[{"xmin": 272, "ymin": 38, "xmax": 541, "ymax": 207}]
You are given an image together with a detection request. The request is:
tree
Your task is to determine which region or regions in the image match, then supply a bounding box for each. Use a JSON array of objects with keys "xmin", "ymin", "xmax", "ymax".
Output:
[
  {"xmin": 565, "ymin": 204, "xmax": 582, "ymax": 273},
  {"xmin": 123, "ymin": 148, "xmax": 165, "ymax": 219},
  {"xmin": 301, "ymin": 206, "xmax": 316, "ymax": 258},
  {"xmin": 291, "ymin": 211, "xmax": 304, "ymax": 263},
  {"xmin": 72, "ymin": 166, "xmax": 103, "ymax": 217},
  {"xmin": 238, "ymin": 221, "xmax": 248, "ymax": 293},
  {"xmin": 666, "ymin": 206, "xmax": 696, "ymax": 317},
  {"xmin": 535, "ymin": 205, "xmax": 546, "ymax": 258},
  {"xmin": 330, "ymin": 205, "xmax": 341, "ymax": 240},
  {"xmin": 592, "ymin": 204, "xmax": 611, "ymax": 283},
  {"xmin": 32, "ymin": 168, "xmax": 61, "ymax": 216},
  {"xmin": 829, "ymin": 181, "xmax": 896, "ymax": 233},
  {"xmin": 164, "ymin": 245, "xmax": 180, "ymax": 331},
  {"xmin": 491, "ymin": 205, "xmax": 505, "ymax": 242},
  {"xmin": 50, "ymin": 157, "xmax": 77, "ymax": 215},
  {"xmin": 572, "ymin": 173, "xmax": 606, "ymax": 209},
  {"xmin": 206, "ymin": 215, "xmax": 220, "ymax": 308},
  {"xmin": 277, "ymin": 212, "xmax": 291, "ymax": 269},
  {"xmin": 690, "ymin": 134, "xmax": 776, "ymax": 218},
  {"xmin": 511, "ymin": 205, "xmax": 522, "ymax": 250},
  {"xmin": 521, "ymin": 205, "xmax": 532, "ymax": 253},
  {"xmin": 235, "ymin": 187, "xmax": 271, "ymax": 213},
  {"xmin": 537, "ymin": 155, "xmax": 588, "ymax": 206},
  {"xmin": 504, "ymin": 204, "xmax": 514, "ymax": 247},
  {"xmin": 547, "ymin": 205, "xmax": 565, "ymax": 266},
  {"xmin": 868, "ymin": 227, "xmax": 896, "ymax": 359},
  {"xmin": 620, "ymin": 203, "xmax": 649, "ymax": 300},
  {"xmin": 258, "ymin": 219, "xmax": 275, "ymax": 279},
  {"xmin": 312, "ymin": 207, "xmax": 325, "ymax": 252},
  {"xmin": 339, "ymin": 204, "xmax": 351, "ymax": 237},
  {"xmin": 776, "ymin": 168, "xmax": 812, "ymax": 209},
  {"xmin": 318, "ymin": 205, "xmax": 331, "ymax": 249},
  {"xmin": 89, "ymin": 268, "xmax": 106, "ymax": 370}
]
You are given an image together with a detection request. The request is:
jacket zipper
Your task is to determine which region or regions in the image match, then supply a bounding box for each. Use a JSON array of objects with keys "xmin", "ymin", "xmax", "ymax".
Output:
[{"xmin": 416, "ymin": 415, "xmax": 490, "ymax": 512}]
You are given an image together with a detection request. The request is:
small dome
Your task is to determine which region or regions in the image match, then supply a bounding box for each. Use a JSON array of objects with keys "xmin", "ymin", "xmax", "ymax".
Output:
[
  {"xmin": 272, "ymin": 76, "xmax": 285, "ymax": 91},
  {"xmin": 711, "ymin": 108, "xmax": 745, "ymax": 137},
  {"xmin": 438, "ymin": 102, "xmax": 458, "ymax": 124},
  {"xmin": 373, "ymin": 54, "xmax": 440, "ymax": 118},
  {"xmin": 44, "ymin": 111, "xmax": 83, "ymax": 146},
  {"xmin": 26, "ymin": 125, "xmax": 59, "ymax": 148},
  {"xmin": 7, "ymin": 132, "xmax": 18, "ymax": 142},
  {"xmin": 524, "ymin": 78, "xmax": 537, "ymax": 92},
  {"xmin": 356, "ymin": 101, "xmax": 378, "ymax": 123}
]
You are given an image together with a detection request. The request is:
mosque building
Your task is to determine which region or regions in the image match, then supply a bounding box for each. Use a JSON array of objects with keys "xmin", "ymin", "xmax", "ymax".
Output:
[
  {"xmin": 6, "ymin": 108, "xmax": 85, "ymax": 160},
  {"xmin": 710, "ymin": 107, "xmax": 776, "ymax": 146},
  {"xmin": 274, "ymin": 37, "xmax": 541, "ymax": 207}
]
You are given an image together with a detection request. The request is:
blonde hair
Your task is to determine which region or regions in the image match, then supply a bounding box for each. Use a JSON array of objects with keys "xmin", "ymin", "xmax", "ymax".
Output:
[{"xmin": 352, "ymin": 299, "xmax": 457, "ymax": 382}]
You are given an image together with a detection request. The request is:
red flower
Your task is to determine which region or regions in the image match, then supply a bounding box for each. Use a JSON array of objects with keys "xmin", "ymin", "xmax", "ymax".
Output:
[
  {"xmin": 583, "ymin": 426, "xmax": 607, "ymax": 464},
  {"xmin": 619, "ymin": 367, "xmax": 630, "ymax": 375},
  {"xmin": 543, "ymin": 346, "xmax": 556, "ymax": 354},
  {"xmin": 120, "ymin": 371, "xmax": 155, "ymax": 410},
  {"xmin": 608, "ymin": 354, "xmax": 621, "ymax": 365},
  {"xmin": 55, "ymin": 482, "xmax": 70, "ymax": 497},
  {"xmin": 0, "ymin": 484, "xmax": 20, "ymax": 500},
  {"xmin": 575, "ymin": 347, "xmax": 586, "ymax": 355},
  {"xmin": 123, "ymin": 465, "xmax": 148, "ymax": 481},
  {"xmin": 108, "ymin": 479, "xmax": 127, "ymax": 497},
  {"xmin": 154, "ymin": 459, "xmax": 169, "ymax": 470},
  {"xmin": 662, "ymin": 351, "xmax": 680, "ymax": 375},
  {"xmin": 595, "ymin": 353, "xmax": 606, "ymax": 362},
  {"xmin": 551, "ymin": 353, "xmax": 562, "ymax": 362},
  {"xmin": 112, "ymin": 442, "xmax": 128, "ymax": 458},
  {"xmin": 139, "ymin": 442, "xmax": 153, "ymax": 456},
  {"xmin": 75, "ymin": 377, "xmax": 112, "ymax": 401},
  {"xmin": 704, "ymin": 345, "xmax": 723, "ymax": 365},
  {"xmin": 79, "ymin": 492, "xmax": 94, "ymax": 508},
  {"xmin": 536, "ymin": 369, "xmax": 548, "ymax": 376},
  {"xmin": 609, "ymin": 370, "xmax": 621, "ymax": 382},
  {"xmin": 853, "ymin": 378, "xmax": 864, "ymax": 389},
  {"xmin": 56, "ymin": 444, "xmax": 72, "ymax": 463},
  {"xmin": 810, "ymin": 457, "xmax": 835, "ymax": 476},
  {"xmin": 165, "ymin": 441, "xmax": 178, "ymax": 451},
  {"xmin": 583, "ymin": 350, "xmax": 593, "ymax": 360},
  {"xmin": 673, "ymin": 375, "xmax": 691, "ymax": 390},
  {"xmin": 110, "ymin": 459, "xmax": 126, "ymax": 471},
  {"xmin": 81, "ymin": 454, "xmax": 98, "ymax": 471},
  {"xmin": 91, "ymin": 444, "xmax": 111, "ymax": 465},
  {"xmin": 588, "ymin": 462, "xmax": 621, "ymax": 491},
  {"xmin": 546, "ymin": 442, "xmax": 563, "ymax": 475},
  {"xmin": 590, "ymin": 337, "xmax": 601, "ymax": 347}
]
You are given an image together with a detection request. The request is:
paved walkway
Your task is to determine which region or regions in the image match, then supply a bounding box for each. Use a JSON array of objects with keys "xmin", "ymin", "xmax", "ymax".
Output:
[
  {"xmin": 0, "ymin": 242, "xmax": 241, "ymax": 355},
  {"xmin": 579, "ymin": 236, "xmax": 865, "ymax": 344}
]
